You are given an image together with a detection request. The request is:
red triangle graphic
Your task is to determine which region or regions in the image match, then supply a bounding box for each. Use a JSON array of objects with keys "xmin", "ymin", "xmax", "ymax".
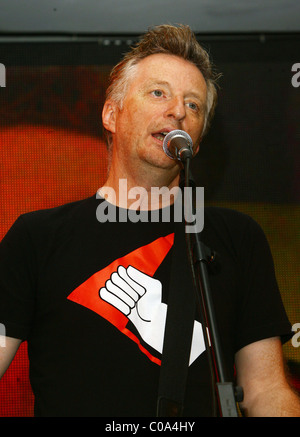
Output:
[{"xmin": 67, "ymin": 233, "xmax": 174, "ymax": 365}]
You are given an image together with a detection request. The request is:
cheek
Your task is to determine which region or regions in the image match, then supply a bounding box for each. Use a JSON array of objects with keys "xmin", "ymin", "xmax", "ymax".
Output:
[
  {"xmin": 115, "ymin": 108, "xmax": 147, "ymax": 151},
  {"xmin": 117, "ymin": 100, "xmax": 143, "ymax": 131},
  {"xmin": 189, "ymin": 118, "xmax": 205, "ymax": 144}
]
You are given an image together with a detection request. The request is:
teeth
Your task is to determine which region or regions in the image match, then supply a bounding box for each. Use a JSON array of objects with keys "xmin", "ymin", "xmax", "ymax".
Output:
[
  {"xmin": 153, "ymin": 134, "xmax": 165, "ymax": 141},
  {"xmin": 153, "ymin": 132, "xmax": 168, "ymax": 141}
]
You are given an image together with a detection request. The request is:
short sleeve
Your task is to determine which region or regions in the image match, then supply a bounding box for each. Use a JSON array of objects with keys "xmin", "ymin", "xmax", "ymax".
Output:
[
  {"xmin": 234, "ymin": 216, "xmax": 292, "ymax": 352},
  {"xmin": 0, "ymin": 216, "xmax": 36, "ymax": 340}
]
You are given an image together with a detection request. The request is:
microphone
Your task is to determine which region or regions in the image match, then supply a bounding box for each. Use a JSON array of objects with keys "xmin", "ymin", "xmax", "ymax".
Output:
[{"xmin": 163, "ymin": 130, "xmax": 193, "ymax": 162}]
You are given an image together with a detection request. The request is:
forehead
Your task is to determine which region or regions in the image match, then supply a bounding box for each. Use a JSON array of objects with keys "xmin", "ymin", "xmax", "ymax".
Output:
[{"xmin": 130, "ymin": 53, "xmax": 207, "ymax": 96}]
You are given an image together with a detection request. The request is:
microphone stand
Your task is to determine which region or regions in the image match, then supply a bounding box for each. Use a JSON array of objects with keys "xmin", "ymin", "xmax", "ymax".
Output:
[{"xmin": 181, "ymin": 156, "xmax": 243, "ymax": 417}]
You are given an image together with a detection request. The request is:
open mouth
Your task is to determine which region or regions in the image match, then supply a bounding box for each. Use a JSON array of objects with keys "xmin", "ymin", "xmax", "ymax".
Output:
[{"xmin": 151, "ymin": 131, "xmax": 169, "ymax": 142}]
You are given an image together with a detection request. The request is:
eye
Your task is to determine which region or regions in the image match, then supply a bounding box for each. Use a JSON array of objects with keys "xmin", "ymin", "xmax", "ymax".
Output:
[
  {"xmin": 151, "ymin": 89, "xmax": 163, "ymax": 97},
  {"xmin": 187, "ymin": 101, "xmax": 199, "ymax": 111}
]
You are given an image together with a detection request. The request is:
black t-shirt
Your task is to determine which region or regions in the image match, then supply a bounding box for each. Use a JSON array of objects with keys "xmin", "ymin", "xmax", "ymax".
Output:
[{"xmin": 0, "ymin": 195, "xmax": 292, "ymax": 416}]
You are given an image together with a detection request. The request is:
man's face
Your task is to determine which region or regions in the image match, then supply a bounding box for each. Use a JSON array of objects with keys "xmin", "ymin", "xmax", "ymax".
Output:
[{"xmin": 103, "ymin": 53, "xmax": 207, "ymax": 176}]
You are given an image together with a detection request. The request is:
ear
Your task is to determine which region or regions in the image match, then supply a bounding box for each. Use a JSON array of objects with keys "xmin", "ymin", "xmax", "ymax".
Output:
[{"xmin": 102, "ymin": 100, "xmax": 117, "ymax": 134}]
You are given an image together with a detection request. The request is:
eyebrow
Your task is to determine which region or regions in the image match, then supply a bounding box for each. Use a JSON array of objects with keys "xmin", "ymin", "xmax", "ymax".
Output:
[{"xmin": 145, "ymin": 79, "xmax": 206, "ymax": 105}]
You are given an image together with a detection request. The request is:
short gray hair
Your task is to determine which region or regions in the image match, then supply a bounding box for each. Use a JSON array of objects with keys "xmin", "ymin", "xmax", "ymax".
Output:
[{"xmin": 104, "ymin": 24, "xmax": 220, "ymax": 147}]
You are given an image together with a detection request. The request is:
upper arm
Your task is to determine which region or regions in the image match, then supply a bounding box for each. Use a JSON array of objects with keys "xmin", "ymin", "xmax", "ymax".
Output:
[
  {"xmin": 0, "ymin": 336, "xmax": 22, "ymax": 379},
  {"xmin": 235, "ymin": 336, "xmax": 296, "ymax": 416}
]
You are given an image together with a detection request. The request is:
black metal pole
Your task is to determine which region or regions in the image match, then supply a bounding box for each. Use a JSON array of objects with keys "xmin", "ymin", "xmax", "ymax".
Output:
[{"xmin": 182, "ymin": 160, "xmax": 243, "ymax": 417}]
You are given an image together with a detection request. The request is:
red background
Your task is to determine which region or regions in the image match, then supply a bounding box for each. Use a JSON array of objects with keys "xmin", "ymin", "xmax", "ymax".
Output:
[{"xmin": 0, "ymin": 37, "xmax": 299, "ymax": 415}]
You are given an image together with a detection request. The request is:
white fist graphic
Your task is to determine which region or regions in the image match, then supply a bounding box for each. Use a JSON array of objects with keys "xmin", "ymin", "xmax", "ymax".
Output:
[
  {"xmin": 99, "ymin": 265, "xmax": 206, "ymax": 364},
  {"xmin": 99, "ymin": 265, "xmax": 167, "ymax": 354}
]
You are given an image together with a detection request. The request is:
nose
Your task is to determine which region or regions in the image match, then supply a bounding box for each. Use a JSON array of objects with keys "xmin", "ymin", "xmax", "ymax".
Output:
[{"xmin": 164, "ymin": 96, "xmax": 186, "ymax": 122}]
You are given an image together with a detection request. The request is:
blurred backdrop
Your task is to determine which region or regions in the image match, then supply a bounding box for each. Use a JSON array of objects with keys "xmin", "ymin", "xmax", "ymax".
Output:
[{"xmin": 0, "ymin": 0, "xmax": 299, "ymax": 416}]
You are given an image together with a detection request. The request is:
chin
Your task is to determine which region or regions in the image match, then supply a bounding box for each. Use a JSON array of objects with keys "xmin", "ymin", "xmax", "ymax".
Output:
[{"xmin": 145, "ymin": 152, "xmax": 178, "ymax": 170}]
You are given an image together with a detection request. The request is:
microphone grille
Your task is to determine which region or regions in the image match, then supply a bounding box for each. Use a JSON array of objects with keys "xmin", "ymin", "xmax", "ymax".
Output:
[{"xmin": 163, "ymin": 130, "xmax": 193, "ymax": 159}]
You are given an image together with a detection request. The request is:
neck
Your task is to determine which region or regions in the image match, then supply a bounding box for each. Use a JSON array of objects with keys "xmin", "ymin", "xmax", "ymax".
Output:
[{"xmin": 100, "ymin": 160, "xmax": 181, "ymax": 210}]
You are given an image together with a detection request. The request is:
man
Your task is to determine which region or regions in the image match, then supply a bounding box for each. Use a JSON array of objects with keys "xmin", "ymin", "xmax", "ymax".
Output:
[{"xmin": 0, "ymin": 24, "xmax": 299, "ymax": 417}]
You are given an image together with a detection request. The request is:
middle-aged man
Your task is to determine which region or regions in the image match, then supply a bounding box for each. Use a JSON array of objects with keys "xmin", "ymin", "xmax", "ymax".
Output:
[{"xmin": 0, "ymin": 24, "xmax": 299, "ymax": 417}]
